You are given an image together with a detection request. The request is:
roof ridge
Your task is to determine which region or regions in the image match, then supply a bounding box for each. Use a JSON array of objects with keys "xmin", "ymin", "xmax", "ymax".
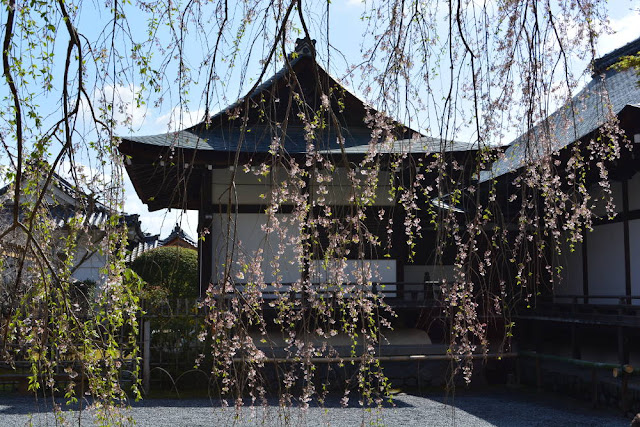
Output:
[
  {"xmin": 160, "ymin": 223, "xmax": 197, "ymax": 246},
  {"xmin": 592, "ymin": 35, "xmax": 640, "ymax": 75}
]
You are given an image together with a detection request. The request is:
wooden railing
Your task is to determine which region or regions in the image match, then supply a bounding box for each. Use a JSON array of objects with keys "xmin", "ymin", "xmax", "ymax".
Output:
[
  {"xmin": 516, "ymin": 294, "xmax": 640, "ymax": 327},
  {"xmin": 141, "ymin": 281, "xmax": 453, "ymax": 316},
  {"xmin": 551, "ymin": 294, "xmax": 640, "ymax": 305},
  {"xmin": 253, "ymin": 281, "xmax": 452, "ymax": 304}
]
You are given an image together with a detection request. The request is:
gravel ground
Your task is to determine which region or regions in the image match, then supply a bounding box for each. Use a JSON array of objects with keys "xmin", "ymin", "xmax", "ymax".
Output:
[{"xmin": 0, "ymin": 388, "xmax": 630, "ymax": 426}]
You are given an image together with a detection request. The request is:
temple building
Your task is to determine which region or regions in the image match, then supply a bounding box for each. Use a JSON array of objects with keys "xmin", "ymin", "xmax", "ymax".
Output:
[
  {"xmin": 477, "ymin": 36, "xmax": 640, "ymax": 404},
  {"xmin": 119, "ymin": 38, "xmax": 477, "ymax": 302}
]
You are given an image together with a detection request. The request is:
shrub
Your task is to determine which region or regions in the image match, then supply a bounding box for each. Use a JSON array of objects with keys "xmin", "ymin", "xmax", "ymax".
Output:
[{"xmin": 130, "ymin": 246, "xmax": 199, "ymax": 299}]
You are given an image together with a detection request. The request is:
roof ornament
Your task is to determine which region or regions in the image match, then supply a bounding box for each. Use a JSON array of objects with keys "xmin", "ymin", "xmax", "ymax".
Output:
[{"xmin": 294, "ymin": 37, "xmax": 316, "ymax": 57}]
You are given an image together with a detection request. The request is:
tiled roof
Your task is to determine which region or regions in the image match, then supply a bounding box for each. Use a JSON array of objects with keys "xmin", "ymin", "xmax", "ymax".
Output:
[
  {"xmin": 120, "ymin": 38, "xmax": 476, "ymax": 157},
  {"xmin": 124, "ymin": 127, "xmax": 475, "ymax": 155},
  {"xmin": 126, "ymin": 233, "xmax": 160, "ymax": 263},
  {"xmin": 126, "ymin": 223, "xmax": 197, "ymax": 263},
  {"xmin": 159, "ymin": 223, "xmax": 197, "ymax": 248},
  {"xmin": 48, "ymin": 204, "xmax": 112, "ymax": 228},
  {"xmin": 121, "ymin": 46, "xmax": 339, "ymax": 154},
  {"xmin": 480, "ymin": 37, "xmax": 640, "ymax": 183},
  {"xmin": 322, "ymin": 135, "xmax": 477, "ymax": 154},
  {"xmin": 124, "ymin": 125, "xmax": 374, "ymax": 153},
  {"xmin": 1, "ymin": 172, "xmax": 146, "ymax": 248}
]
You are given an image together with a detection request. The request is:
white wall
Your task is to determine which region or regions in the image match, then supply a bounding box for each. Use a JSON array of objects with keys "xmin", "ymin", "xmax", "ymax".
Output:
[
  {"xmin": 629, "ymin": 219, "xmax": 640, "ymax": 305},
  {"xmin": 311, "ymin": 259, "xmax": 396, "ymax": 283},
  {"xmin": 628, "ymin": 172, "xmax": 640, "ymax": 211},
  {"xmin": 556, "ymin": 172, "xmax": 640, "ymax": 305},
  {"xmin": 211, "ymin": 167, "xmax": 394, "ymax": 206},
  {"xmin": 586, "ymin": 222, "xmax": 625, "ymax": 304},
  {"xmin": 311, "ymin": 168, "xmax": 394, "ymax": 206},
  {"xmin": 209, "ymin": 213, "xmax": 301, "ymax": 284},
  {"xmin": 208, "ymin": 213, "xmax": 401, "ymax": 298},
  {"xmin": 555, "ymin": 239, "xmax": 584, "ymax": 303},
  {"xmin": 72, "ymin": 249, "xmax": 107, "ymax": 284}
]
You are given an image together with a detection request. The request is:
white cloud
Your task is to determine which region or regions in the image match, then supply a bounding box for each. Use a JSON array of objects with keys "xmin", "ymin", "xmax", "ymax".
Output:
[
  {"xmin": 81, "ymin": 83, "xmax": 207, "ymax": 138},
  {"xmin": 597, "ymin": 8, "xmax": 640, "ymax": 56},
  {"xmin": 90, "ymin": 84, "xmax": 150, "ymax": 133},
  {"xmin": 153, "ymin": 107, "xmax": 206, "ymax": 133}
]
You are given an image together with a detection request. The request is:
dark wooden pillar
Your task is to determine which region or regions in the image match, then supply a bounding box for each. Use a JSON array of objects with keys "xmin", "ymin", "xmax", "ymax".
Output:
[
  {"xmin": 571, "ymin": 297, "xmax": 581, "ymax": 359},
  {"xmin": 198, "ymin": 169, "xmax": 213, "ymax": 296},
  {"xmin": 392, "ymin": 207, "xmax": 407, "ymax": 300},
  {"xmin": 534, "ymin": 321, "xmax": 543, "ymax": 391},
  {"xmin": 296, "ymin": 162, "xmax": 311, "ymax": 308},
  {"xmin": 394, "ymin": 208, "xmax": 405, "ymax": 283},
  {"xmin": 395, "ymin": 160, "xmax": 414, "ymax": 287},
  {"xmin": 622, "ymin": 179, "xmax": 631, "ymax": 302},
  {"xmin": 582, "ymin": 232, "xmax": 589, "ymax": 304},
  {"xmin": 617, "ymin": 324, "xmax": 629, "ymax": 365},
  {"xmin": 618, "ymin": 179, "xmax": 631, "ymax": 365}
]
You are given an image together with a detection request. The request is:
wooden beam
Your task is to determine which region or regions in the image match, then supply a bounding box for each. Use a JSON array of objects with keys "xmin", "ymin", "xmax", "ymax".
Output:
[
  {"xmin": 142, "ymin": 320, "xmax": 151, "ymax": 395},
  {"xmin": 571, "ymin": 301, "xmax": 581, "ymax": 359},
  {"xmin": 617, "ymin": 325, "xmax": 629, "ymax": 365},
  {"xmin": 199, "ymin": 169, "xmax": 213, "ymax": 296},
  {"xmin": 622, "ymin": 179, "xmax": 632, "ymax": 300},
  {"xmin": 208, "ymin": 204, "xmax": 295, "ymax": 214},
  {"xmin": 582, "ymin": 232, "xmax": 589, "ymax": 304},
  {"xmin": 593, "ymin": 205, "xmax": 640, "ymax": 226}
]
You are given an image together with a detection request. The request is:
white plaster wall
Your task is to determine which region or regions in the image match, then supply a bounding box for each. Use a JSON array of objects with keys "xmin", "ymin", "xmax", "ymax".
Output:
[
  {"xmin": 555, "ymin": 239, "xmax": 584, "ymax": 303},
  {"xmin": 211, "ymin": 167, "xmax": 290, "ymax": 205},
  {"xmin": 628, "ymin": 171, "xmax": 640, "ymax": 211},
  {"xmin": 586, "ymin": 222, "xmax": 625, "ymax": 304},
  {"xmin": 72, "ymin": 249, "xmax": 106, "ymax": 284},
  {"xmin": 209, "ymin": 213, "xmax": 301, "ymax": 284},
  {"xmin": 310, "ymin": 259, "xmax": 396, "ymax": 297},
  {"xmin": 628, "ymin": 219, "xmax": 640, "ymax": 305},
  {"xmin": 211, "ymin": 167, "xmax": 394, "ymax": 206},
  {"xmin": 311, "ymin": 259, "xmax": 396, "ymax": 283},
  {"xmin": 312, "ymin": 168, "xmax": 394, "ymax": 206}
]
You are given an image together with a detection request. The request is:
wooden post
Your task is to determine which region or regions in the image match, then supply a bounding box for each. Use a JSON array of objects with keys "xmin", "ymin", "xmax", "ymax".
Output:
[
  {"xmin": 397, "ymin": 282, "xmax": 405, "ymax": 300},
  {"xmin": 622, "ymin": 179, "xmax": 632, "ymax": 302},
  {"xmin": 621, "ymin": 372, "xmax": 629, "ymax": 413},
  {"xmin": 535, "ymin": 356, "xmax": 542, "ymax": 391},
  {"xmin": 143, "ymin": 319, "xmax": 151, "ymax": 395},
  {"xmin": 617, "ymin": 325, "xmax": 629, "ymax": 365},
  {"xmin": 570, "ymin": 324, "xmax": 581, "ymax": 360},
  {"xmin": 199, "ymin": 169, "xmax": 213, "ymax": 297},
  {"xmin": 571, "ymin": 298, "xmax": 581, "ymax": 359},
  {"xmin": 616, "ymin": 319, "xmax": 630, "ymax": 414},
  {"xmin": 591, "ymin": 368, "xmax": 598, "ymax": 408},
  {"xmin": 301, "ymin": 165, "xmax": 311, "ymax": 308},
  {"xmin": 582, "ymin": 232, "xmax": 589, "ymax": 304}
]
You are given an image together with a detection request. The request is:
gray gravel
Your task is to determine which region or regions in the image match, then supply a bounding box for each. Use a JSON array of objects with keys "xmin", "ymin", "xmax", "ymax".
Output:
[{"xmin": 0, "ymin": 389, "xmax": 630, "ymax": 426}]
